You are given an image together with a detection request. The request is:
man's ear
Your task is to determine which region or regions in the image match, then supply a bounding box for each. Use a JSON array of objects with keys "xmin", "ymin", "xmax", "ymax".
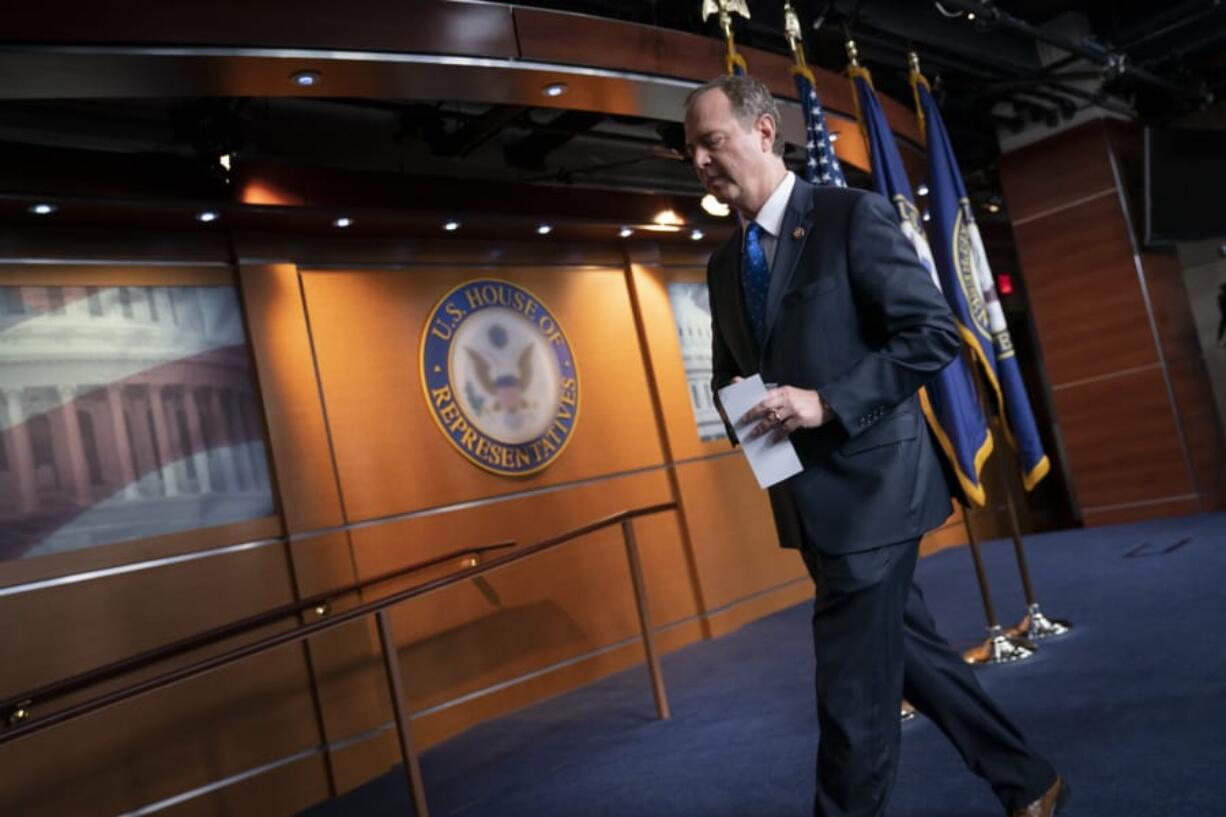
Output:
[{"xmin": 757, "ymin": 113, "xmax": 778, "ymax": 152}]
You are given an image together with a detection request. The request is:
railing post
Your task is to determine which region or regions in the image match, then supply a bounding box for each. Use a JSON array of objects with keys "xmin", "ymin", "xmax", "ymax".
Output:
[
  {"xmin": 376, "ymin": 609, "xmax": 430, "ymax": 817},
  {"xmin": 621, "ymin": 518, "xmax": 670, "ymax": 720}
]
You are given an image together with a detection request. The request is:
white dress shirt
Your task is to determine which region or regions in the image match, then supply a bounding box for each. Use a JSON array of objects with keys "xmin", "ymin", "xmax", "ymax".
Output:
[{"xmin": 743, "ymin": 170, "xmax": 797, "ymax": 271}]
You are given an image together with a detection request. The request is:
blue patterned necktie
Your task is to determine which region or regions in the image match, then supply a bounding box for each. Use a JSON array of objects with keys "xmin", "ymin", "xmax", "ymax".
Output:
[{"xmin": 742, "ymin": 221, "xmax": 770, "ymax": 346}]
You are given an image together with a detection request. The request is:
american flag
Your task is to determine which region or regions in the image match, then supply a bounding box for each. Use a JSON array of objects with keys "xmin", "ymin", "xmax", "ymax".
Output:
[
  {"xmin": 794, "ymin": 69, "xmax": 847, "ymax": 187},
  {"xmin": 0, "ymin": 284, "xmax": 274, "ymax": 560}
]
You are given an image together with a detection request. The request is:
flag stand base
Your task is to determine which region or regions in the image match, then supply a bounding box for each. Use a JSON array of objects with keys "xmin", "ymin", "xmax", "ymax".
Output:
[
  {"xmin": 963, "ymin": 625, "xmax": 1036, "ymax": 665},
  {"xmin": 1009, "ymin": 603, "xmax": 1072, "ymax": 641}
]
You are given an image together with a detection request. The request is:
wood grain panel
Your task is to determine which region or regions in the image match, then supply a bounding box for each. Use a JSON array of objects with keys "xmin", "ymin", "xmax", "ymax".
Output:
[
  {"xmin": 999, "ymin": 120, "xmax": 1116, "ymax": 224},
  {"xmin": 1014, "ymin": 193, "xmax": 1159, "ymax": 385},
  {"xmin": 0, "ymin": 646, "xmax": 321, "ymax": 817},
  {"xmin": 1141, "ymin": 249, "xmax": 1202, "ymax": 363},
  {"xmin": 240, "ymin": 263, "xmax": 346, "ymax": 534},
  {"xmin": 165, "ymin": 753, "xmax": 331, "ymax": 817},
  {"xmin": 673, "ymin": 456, "xmax": 806, "ymax": 611},
  {"xmin": 1049, "ymin": 367, "xmax": 1194, "ymax": 510},
  {"xmin": 302, "ymin": 266, "xmax": 666, "ymax": 523},
  {"xmin": 1168, "ymin": 357, "xmax": 1226, "ymax": 505},
  {"xmin": 1081, "ymin": 497, "xmax": 1200, "ymax": 528},
  {"xmin": 0, "ymin": 536, "xmax": 319, "ymax": 817}
]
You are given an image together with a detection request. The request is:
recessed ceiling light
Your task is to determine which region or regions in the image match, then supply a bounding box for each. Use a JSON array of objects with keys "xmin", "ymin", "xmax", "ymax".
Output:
[
  {"xmin": 291, "ymin": 70, "xmax": 321, "ymax": 88},
  {"xmin": 828, "ymin": 132, "xmax": 840, "ymax": 142},
  {"xmin": 537, "ymin": 224, "xmax": 553, "ymax": 235},
  {"xmin": 916, "ymin": 183, "xmax": 929, "ymax": 196},
  {"xmin": 690, "ymin": 229, "xmax": 705, "ymax": 241},
  {"xmin": 196, "ymin": 211, "xmax": 219, "ymax": 223},
  {"xmin": 967, "ymin": 12, "xmax": 977, "ymax": 21},
  {"xmin": 986, "ymin": 201, "xmax": 1002, "ymax": 213},
  {"xmin": 333, "ymin": 217, "xmax": 353, "ymax": 228},
  {"xmin": 619, "ymin": 226, "xmax": 634, "ymax": 238},
  {"xmin": 701, "ymin": 194, "xmax": 730, "ymax": 217},
  {"xmin": 444, "ymin": 221, "xmax": 460, "ymax": 231},
  {"xmin": 922, "ymin": 210, "xmax": 931, "ymax": 222},
  {"xmin": 29, "ymin": 203, "xmax": 57, "ymax": 215},
  {"xmin": 653, "ymin": 208, "xmax": 684, "ymax": 227},
  {"xmin": 218, "ymin": 153, "xmax": 233, "ymax": 173},
  {"xmin": 542, "ymin": 82, "xmax": 568, "ymax": 98}
]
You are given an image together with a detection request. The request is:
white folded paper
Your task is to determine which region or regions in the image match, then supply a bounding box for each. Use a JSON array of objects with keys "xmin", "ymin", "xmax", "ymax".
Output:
[{"xmin": 717, "ymin": 375, "xmax": 804, "ymax": 489}]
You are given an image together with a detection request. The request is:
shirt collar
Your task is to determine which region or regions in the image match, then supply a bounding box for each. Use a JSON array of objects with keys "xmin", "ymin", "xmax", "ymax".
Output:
[{"xmin": 747, "ymin": 170, "xmax": 795, "ymax": 239}]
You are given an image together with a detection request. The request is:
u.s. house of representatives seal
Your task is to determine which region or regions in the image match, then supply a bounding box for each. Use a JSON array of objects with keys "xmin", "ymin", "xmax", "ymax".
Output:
[{"xmin": 420, "ymin": 279, "xmax": 579, "ymax": 476}]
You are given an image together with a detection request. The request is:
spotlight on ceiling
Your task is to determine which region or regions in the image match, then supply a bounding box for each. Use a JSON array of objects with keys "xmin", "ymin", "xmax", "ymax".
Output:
[
  {"xmin": 29, "ymin": 203, "xmax": 58, "ymax": 215},
  {"xmin": 828, "ymin": 132, "xmax": 840, "ymax": 142},
  {"xmin": 922, "ymin": 210, "xmax": 931, "ymax": 222},
  {"xmin": 196, "ymin": 210, "xmax": 219, "ymax": 223},
  {"xmin": 690, "ymin": 229, "xmax": 705, "ymax": 241},
  {"xmin": 619, "ymin": 226, "xmax": 634, "ymax": 238},
  {"xmin": 444, "ymin": 221, "xmax": 460, "ymax": 231},
  {"xmin": 218, "ymin": 153, "xmax": 233, "ymax": 173},
  {"xmin": 291, "ymin": 70, "xmax": 321, "ymax": 88},
  {"xmin": 542, "ymin": 82, "xmax": 568, "ymax": 98},
  {"xmin": 916, "ymin": 183, "xmax": 929, "ymax": 196},
  {"xmin": 701, "ymin": 194, "xmax": 731, "ymax": 217},
  {"xmin": 653, "ymin": 208, "xmax": 684, "ymax": 227},
  {"xmin": 333, "ymin": 217, "xmax": 353, "ymax": 228},
  {"xmin": 537, "ymin": 224, "xmax": 553, "ymax": 235}
]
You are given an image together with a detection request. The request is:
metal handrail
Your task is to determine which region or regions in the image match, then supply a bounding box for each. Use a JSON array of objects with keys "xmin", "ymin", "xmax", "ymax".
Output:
[
  {"xmin": 0, "ymin": 539, "xmax": 516, "ymax": 720},
  {"xmin": 0, "ymin": 502, "xmax": 677, "ymax": 748}
]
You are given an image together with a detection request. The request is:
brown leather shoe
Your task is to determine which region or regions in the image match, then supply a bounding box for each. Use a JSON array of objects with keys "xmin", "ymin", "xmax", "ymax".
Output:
[{"xmin": 1010, "ymin": 776, "xmax": 1069, "ymax": 817}]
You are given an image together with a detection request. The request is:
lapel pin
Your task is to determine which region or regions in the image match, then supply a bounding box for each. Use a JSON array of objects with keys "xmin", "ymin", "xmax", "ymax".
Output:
[{"xmin": 792, "ymin": 226, "xmax": 806, "ymax": 239}]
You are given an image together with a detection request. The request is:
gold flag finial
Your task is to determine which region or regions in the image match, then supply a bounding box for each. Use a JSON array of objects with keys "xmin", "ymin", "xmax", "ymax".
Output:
[
  {"xmin": 908, "ymin": 51, "xmax": 922, "ymax": 75},
  {"xmin": 845, "ymin": 38, "xmax": 861, "ymax": 67},
  {"xmin": 702, "ymin": 0, "xmax": 751, "ymax": 42},
  {"xmin": 784, "ymin": 2, "xmax": 804, "ymax": 54}
]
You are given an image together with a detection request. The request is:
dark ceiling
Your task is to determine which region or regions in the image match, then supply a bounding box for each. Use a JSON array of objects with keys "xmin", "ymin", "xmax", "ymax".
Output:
[{"xmin": 1, "ymin": 0, "xmax": 1222, "ymax": 221}]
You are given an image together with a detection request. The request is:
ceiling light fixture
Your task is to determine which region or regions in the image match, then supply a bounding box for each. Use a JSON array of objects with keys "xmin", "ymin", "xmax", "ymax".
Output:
[
  {"xmin": 619, "ymin": 226, "xmax": 634, "ymax": 238},
  {"xmin": 653, "ymin": 208, "xmax": 684, "ymax": 227},
  {"xmin": 690, "ymin": 229, "xmax": 705, "ymax": 241},
  {"xmin": 701, "ymin": 194, "xmax": 731, "ymax": 217},
  {"xmin": 444, "ymin": 221, "xmax": 460, "ymax": 231},
  {"xmin": 828, "ymin": 132, "xmax": 840, "ymax": 142},
  {"xmin": 196, "ymin": 211, "xmax": 219, "ymax": 223},
  {"xmin": 333, "ymin": 217, "xmax": 353, "ymax": 228},
  {"xmin": 537, "ymin": 224, "xmax": 553, "ymax": 235},
  {"xmin": 916, "ymin": 183, "xmax": 929, "ymax": 196},
  {"xmin": 542, "ymin": 82, "xmax": 568, "ymax": 98},
  {"xmin": 922, "ymin": 210, "xmax": 931, "ymax": 222},
  {"xmin": 29, "ymin": 203, "xmax": 57, "ymax": 215},
  {"xmin": 291, "ymin": 70, "xmax": 321, "ymax": 88}
]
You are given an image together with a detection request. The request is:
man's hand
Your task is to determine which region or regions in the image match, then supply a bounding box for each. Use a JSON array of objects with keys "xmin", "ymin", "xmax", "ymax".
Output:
[{"xmin": 742, "ymin": 385, "xmax": 830, "ymax": 439}]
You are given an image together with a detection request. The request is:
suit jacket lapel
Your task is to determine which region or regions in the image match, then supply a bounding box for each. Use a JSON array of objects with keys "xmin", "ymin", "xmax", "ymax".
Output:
[{"xmin": 762, "ymin": 178, "xmax": 816, "ymax": 354}]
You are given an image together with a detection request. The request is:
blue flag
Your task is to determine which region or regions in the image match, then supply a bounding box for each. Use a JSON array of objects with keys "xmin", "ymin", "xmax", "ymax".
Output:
[
  {"xmin": 913, "ymin": 75, "xmax": 1050, "ymax": 491},
  {"xmin": 850, "ymin": 66, "xmax": 993, "ymax": 507},
  {"xmin": 792, "ymin": 67, "xmax": 847, "ymax": 187}
]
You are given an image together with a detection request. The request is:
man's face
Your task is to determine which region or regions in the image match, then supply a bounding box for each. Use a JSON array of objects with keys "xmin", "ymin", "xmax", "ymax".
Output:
[{"xmin": 684, "ymin": 89, "xmax": 774, "ymax": 215}]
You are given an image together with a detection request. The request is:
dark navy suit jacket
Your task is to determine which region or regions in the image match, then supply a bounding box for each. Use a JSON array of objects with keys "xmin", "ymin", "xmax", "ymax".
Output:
[{"xmin": 708, "ymin": 179, "xmax": 959, "ymax": 555}]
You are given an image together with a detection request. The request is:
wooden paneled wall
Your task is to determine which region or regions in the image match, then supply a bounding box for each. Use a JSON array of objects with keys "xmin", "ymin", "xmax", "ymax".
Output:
[
  {"xmin": 0, "ymin": 232, "xmax": 809, "ymax": 817},
  {"xmin": 999, "ymin": 120, "xmax": 1226, "ymax": 526}
]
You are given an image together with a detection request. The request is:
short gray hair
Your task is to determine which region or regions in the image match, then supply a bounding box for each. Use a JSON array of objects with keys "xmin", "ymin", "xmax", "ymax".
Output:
[{"xmin": 685, "ymin": 74, "xmax": 785, "ymax": 156}]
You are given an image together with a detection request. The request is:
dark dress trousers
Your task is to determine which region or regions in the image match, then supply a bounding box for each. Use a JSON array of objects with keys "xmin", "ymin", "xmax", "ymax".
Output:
[{"xmin": 707, "ymin": 179, "xmax": 1055, "ymax": 817}]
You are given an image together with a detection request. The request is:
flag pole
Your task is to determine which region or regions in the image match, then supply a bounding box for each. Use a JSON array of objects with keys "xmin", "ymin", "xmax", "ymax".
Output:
[
  {"xmin": 904, "ymin": 50, "xmax": 1038, "ymax": 665},
  {"xmin": 958, "ymin": 348, "xmax": 1036, "ymax": 665},
  {"xmin": 995, "ymin": 429, "xmax": 1073, "ymax": 640}
]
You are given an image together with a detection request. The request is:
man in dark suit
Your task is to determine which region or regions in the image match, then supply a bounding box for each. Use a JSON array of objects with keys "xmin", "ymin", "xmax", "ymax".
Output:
[{"xmin": 684, "ymin": 74, "xmax": 1066, "ymax": 817}]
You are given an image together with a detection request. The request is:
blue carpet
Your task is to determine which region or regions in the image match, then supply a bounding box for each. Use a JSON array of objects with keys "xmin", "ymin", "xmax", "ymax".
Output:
[{"xmin": 300, "ymin": 513, "xmax": 1226, "ymax": 816}]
